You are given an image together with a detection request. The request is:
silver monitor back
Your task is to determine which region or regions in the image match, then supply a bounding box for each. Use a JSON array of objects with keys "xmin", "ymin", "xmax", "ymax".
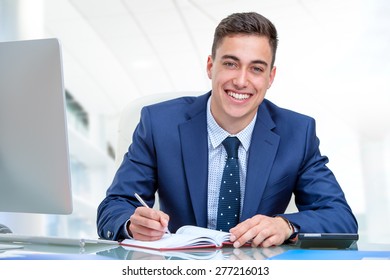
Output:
[{"xmin": 0, "ymin": 38, "xmax": 73, "ymax": 214}]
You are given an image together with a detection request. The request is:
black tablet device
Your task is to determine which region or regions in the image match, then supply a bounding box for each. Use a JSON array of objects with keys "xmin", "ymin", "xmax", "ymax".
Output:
[{"xmin": 296, "ymin": 233, "xmax": 359, "ymax": 249}]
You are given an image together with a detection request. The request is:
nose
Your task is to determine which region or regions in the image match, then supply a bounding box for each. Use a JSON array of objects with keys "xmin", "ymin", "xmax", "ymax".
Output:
[{"xmin": 233, "ymin": 69, "xmax": 248, "ymax": 88}]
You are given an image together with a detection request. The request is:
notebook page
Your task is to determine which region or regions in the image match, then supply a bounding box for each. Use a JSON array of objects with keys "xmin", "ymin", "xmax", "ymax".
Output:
[
  {"xmin": 121, "ymin": 233, "xmax": 219, "ymax": 250},
  {"xmin": 176, "ymin": 226, "xmax": 231, "ymax": 244}
]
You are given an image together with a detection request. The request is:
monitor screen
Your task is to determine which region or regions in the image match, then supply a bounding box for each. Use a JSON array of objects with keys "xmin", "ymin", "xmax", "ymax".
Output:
[{"xmin": 0, "ymin": 38, "xmax": 73, "ymax": 214}]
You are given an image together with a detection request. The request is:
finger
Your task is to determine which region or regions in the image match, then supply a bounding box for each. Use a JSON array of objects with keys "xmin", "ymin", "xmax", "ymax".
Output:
[
  {"xmin": 137, "ymin": 207, "xmax": 170, "ymax": 230},
  {"xmin": 134, "ymin": 207, "xmax": 169, "ymax": 230},
  {"xmin": 135, "ymin": 207, "xmax": 163, "ymax": 221},
  {"xmin": 250, "ymin": 220, "xmax": 287, "ymax": 247},
  {"xmin": 130, "ymin": 210, "xmax": 166, "ymax": 236},
  {"xmin": 230, "ymin": 217, "xmax": 264, "ymax": 247},
  {"xmin": 229, "ymin": 221, "xmax": 251, "ymax": 242},
  {"xmin": 157, "ymin": 210, "xmax": 170, "ymax": 229},
  {"xmin": 255, "ymin": 217, "xmax": 291, "ymax": 247},
  {"xmin": 130, "ymin": 207, "xmax": 172, "ymax": 239},
  {"xmin": 251, "ymin": 228, "xmax": 270, "ymax": 247},
  {"xmin": 233, "ymin": 226, "xmax": 261, "ymax": 248},
  {"xmin": 259, "ymin": 234, "xmax": 285, "ymax": 248},
  {"xmin": 129, "ymin": 219, "xmax": 166, "ymax": 241},
  {"xmin": 131, "ymin": 227, "xmax": 165, "ymax": 241},
  {"xmin": 129, "ymin": 220, "xmax": 166, "ymax": 236},
  {"xmin": 230, "ymin": 214, "xmax": 266, "ymax": 239}
]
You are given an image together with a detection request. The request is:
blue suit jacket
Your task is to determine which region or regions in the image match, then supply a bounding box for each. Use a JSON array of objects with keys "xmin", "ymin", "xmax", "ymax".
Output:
[{"xmin": 97, "ymin": 92, "xmax": 358, "ymax": 240}]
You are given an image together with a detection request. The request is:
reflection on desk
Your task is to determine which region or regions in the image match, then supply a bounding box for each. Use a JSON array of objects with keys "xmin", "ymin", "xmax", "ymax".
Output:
[
  {"xmin": 96, "ymin": 245, "xmax": 291, "ymax": 260},
  {"xmin": 0, "ymin": 250, "xmax": 113, "ymax": 260},
  {"xmin": 0, "ymin": 242, "xmax": 120, "ymax": 260},
  {"xmin": 1, "ymin": 241, "xmax": 389, "ymax": 260},
  {"xmin": 268, "ymin": 249, "xmax": 390, "ymax": 260},
  {"xmin": 95, "ymin": 242, "xmax": 390, "ymax": 260}
]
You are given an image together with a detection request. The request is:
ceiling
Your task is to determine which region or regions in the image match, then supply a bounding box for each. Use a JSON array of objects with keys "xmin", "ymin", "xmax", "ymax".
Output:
[
  {"xmin": 40, "ymin": 0, "xmax": 390, "ymax": 121},
  {"xmin": 6, "ymin": 0, "xmax": 389, "ymax": 135}
]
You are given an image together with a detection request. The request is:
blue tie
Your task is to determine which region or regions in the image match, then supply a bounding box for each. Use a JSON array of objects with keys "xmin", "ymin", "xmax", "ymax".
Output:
[{"xmin": 216, "ymin": 136, "xmax": 241, "ymax": 232}]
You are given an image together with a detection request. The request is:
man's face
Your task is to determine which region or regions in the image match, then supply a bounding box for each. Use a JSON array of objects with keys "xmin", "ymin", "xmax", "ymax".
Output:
[{"xmin": 207, "ymin": 34, "xmax": 276, "ymax": 134}]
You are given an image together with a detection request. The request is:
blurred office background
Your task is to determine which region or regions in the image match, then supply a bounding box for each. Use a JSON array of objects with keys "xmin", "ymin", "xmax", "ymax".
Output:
[{"xmin": 0, "ymin": 0, "xmax": 389, "ymax": 243}]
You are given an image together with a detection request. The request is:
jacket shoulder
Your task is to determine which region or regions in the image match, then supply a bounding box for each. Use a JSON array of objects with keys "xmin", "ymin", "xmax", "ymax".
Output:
[
  {"xmin": 144, "ymin": 92, "xmax": 209, "ymax": 119},
  {"xmin": 262, "ymin": 99, "xmax": 315, "ymax": 124}
]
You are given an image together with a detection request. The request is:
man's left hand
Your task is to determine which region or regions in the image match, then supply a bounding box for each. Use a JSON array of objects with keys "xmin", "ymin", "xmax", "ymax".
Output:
[{"xmin": 229, "ymin": 215, "xmax": 292, "ymax": 248}]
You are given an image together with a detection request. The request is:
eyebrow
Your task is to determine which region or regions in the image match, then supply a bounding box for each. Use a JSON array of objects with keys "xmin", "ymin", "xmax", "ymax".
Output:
[{"xmin": 221, "ymin": 54, "xmax": 269, "ymax": 68}]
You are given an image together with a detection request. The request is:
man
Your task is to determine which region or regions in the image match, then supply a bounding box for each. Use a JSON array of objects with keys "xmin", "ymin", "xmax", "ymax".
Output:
[{"xmin": 97, "ymin": 12, "xmax": 357, "ymax": 248}]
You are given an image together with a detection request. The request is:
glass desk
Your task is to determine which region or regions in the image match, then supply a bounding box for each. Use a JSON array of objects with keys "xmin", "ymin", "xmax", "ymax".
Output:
[{"xmin": 1, "ymin": 240, "xmax": 389, "ymax": 260}]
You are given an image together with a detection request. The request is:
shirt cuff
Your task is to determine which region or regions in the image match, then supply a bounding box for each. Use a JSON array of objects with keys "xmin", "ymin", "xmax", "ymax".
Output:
[{"xmin": 123, "ymin": 219, "xmax": 133, "ymax": 239}]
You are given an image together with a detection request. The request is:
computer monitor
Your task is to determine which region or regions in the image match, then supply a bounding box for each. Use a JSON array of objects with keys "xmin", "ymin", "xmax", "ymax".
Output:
[{"xmin": 0, "ymin": 38, "xmax": 73, "ymax": 215}]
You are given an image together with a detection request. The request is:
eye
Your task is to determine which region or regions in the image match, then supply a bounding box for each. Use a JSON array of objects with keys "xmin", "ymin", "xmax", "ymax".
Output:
[
  {"xmin": 223, "ymin": 61, "xmax": 237, "ymax": 68},
  {"xmin": 252, "ymin": 66, "xmax": 264, "ymax": 73}
]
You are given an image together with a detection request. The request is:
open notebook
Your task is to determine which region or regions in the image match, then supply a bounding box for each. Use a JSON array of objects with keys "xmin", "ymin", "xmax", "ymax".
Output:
[{"xmin": 120, "ymin": 226, "xmax": 233, "ymax": 251}]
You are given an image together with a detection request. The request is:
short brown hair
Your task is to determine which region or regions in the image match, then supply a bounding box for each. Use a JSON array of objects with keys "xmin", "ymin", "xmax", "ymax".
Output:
[{"xmin": 211, "ymin": 12, "xmax": 278, "ymax": 68}]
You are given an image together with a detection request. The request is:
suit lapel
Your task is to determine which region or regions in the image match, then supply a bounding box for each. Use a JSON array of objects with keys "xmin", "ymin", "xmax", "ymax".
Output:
[
  {"xmin": 241, "ymin": 103, "xmax": 280, "ymax": 220},
  {"xmin": 179, "ymin": 93, "xmax": 210, "ymax": 227}
]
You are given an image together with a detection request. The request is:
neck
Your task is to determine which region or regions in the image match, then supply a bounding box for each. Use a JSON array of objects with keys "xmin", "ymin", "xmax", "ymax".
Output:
[{"xmin": 213, "ymin": 112, "xmax": 255, "ymax": 135}]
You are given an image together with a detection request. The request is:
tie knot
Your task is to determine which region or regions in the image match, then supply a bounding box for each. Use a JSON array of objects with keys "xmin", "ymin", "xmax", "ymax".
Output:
[{"xmin": 222, "ymin": 137, "xmax": 240, "ymax": 158}]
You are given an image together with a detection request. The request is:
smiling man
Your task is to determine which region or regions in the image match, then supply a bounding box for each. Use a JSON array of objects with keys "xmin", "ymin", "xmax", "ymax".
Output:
[
  {"xmin": 207, "ymin": 34, "xmax": 276, "ymax": 135},
  {"xmin": 97, "ymin": 12, "xmax": 358, "ymax": 247}
]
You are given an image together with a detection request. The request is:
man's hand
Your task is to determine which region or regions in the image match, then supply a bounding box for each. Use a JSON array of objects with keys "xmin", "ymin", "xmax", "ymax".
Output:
[
  {"xmin": 229, "ymin": 215, "xmax": 292, "ymax": 248},
  {"xmin": 128, "ymin": 207, "xmax": 170, "ymax": 241}
]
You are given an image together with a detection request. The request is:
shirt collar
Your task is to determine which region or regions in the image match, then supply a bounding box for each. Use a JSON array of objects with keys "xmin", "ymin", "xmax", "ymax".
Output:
[{"xmin": 206, "ymin": 97, "xmax": 256, "ymax": 152}]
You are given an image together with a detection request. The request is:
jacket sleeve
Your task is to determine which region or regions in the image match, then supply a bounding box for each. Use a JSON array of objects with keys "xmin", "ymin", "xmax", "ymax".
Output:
[{"xmin": 97, "ymin": 107, "xmax": 158, "ymax": 240}]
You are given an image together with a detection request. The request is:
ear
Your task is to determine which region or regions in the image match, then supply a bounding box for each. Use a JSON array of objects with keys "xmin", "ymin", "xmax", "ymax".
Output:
[
  {"xmin": 206, "ymin": 55, "xmax": 213, "ymax": 79},
  {"xmin": 268, "ymin": 66, "xmax": 277, "ymax": 89}
]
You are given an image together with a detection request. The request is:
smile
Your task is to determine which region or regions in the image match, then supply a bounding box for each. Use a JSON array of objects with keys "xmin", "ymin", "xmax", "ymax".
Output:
[{"xmin": 227, "ymin": 91, "xmax": 251, "ymax": 100}]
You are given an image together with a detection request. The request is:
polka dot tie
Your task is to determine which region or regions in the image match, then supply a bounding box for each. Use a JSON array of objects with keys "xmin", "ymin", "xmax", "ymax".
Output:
[{"xmin": 216, "ymin": 136, "xmax": 241, "ymax": 232}]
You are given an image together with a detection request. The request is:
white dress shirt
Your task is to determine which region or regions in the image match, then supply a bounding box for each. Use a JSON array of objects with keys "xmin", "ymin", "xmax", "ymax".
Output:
[{"xmin": 206, "ymin": 97, "xmax": 257, "ymax": 229}]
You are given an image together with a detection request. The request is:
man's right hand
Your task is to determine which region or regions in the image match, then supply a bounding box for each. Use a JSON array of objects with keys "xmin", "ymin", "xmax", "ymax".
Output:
[{"xmin": 128, "ymin": 207, "xmax": 170, "ymax": 241}]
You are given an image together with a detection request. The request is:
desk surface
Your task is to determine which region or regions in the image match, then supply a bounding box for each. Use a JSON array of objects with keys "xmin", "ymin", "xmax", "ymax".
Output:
[{"xmin": 1, "ymin": 241, "xmax": 390, "ymax": 260}]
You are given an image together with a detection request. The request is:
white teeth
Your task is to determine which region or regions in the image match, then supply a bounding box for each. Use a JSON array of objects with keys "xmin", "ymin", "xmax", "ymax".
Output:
[{"xmin": 227, "ymin": 91, "xmax": 250, "ymax": 100}]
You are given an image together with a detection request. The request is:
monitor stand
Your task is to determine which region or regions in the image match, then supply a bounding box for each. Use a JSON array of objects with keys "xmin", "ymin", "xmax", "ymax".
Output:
[
  {"xmin": 0, "ymin": 224, "xmax": 12, "ymax": 234},
  {"xmin": 0, "ymin": 223, "xmax": 24, "ymax": 251}
]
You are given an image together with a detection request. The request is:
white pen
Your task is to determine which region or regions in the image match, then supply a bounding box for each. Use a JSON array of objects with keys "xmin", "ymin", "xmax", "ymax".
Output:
[{"xmin": 134, "ymin": 193, "xmax": 171, "ymax": 235}]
